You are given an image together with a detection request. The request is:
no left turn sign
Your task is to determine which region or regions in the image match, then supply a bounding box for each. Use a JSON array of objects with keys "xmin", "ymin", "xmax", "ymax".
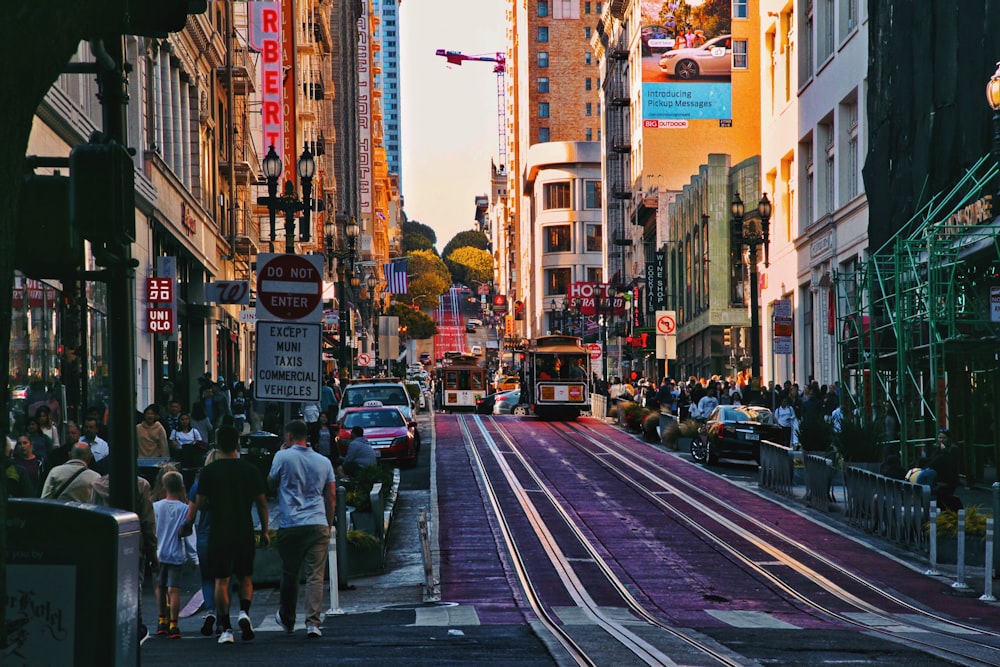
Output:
[{"xmin": 655, "ymin": 310, "xmax": 677, "ymax": 335}]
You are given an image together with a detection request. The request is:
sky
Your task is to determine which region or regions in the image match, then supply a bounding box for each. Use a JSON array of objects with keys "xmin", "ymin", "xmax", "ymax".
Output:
[{"xmin": 399, "ymin": 0, "xmax": 507, "ymax": 252}]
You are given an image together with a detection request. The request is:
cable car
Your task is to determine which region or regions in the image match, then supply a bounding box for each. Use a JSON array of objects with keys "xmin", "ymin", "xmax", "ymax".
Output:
[{"xmin": 522, "ymin": 335, "xmax": 589, "ymax": 420}]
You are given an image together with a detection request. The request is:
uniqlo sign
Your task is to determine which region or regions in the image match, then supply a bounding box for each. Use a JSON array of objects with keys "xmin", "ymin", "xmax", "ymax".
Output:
[
  {"xmin": 146, "ymin": 278, "xmax": 174, "ymax": 303},
  {"xmin": 147, "ymin": 308, "xmax": 175, "ymax": 334}
]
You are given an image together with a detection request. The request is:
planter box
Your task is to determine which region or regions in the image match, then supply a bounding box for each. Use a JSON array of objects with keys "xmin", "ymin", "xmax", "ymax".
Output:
[
  {"xmin": 347, "ymin": 540, "xmax": 384, "ymax": 578},
  {"xmin": 936, "ymin": 535, "xmax": 987, "ymax": 566}
]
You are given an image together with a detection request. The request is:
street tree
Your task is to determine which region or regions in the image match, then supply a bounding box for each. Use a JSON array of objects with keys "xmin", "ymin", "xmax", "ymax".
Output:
[
  {"xmin": 402, "ymin": 232, "xmax": 435, "ymax": 254},
  {"xmin": 402, "ymin": 219, "xmax": 437, "ymax": 247},
  {"xmin": 441, "ymin": 229, "xmax": 489, "ymax": 259},
  {"xmin": 404, "ymin": 249, "xmax": 451, "ymax": 308},
  {"xmin": 446, "ymin": 246, "xmax": 493, "ymax": 287},
  {"xmin": 387, "ymin": 302, "xmax": 437, "ymax": 339}
]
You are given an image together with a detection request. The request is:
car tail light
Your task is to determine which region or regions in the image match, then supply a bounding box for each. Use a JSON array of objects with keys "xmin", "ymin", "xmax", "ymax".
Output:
[
  {"xmin": 723, "ymin": 425, "xmax": 736, "ymax": 438},
  {"xmin": 496, "ymin": 395, "xmax": 508, "ymax": 402}
]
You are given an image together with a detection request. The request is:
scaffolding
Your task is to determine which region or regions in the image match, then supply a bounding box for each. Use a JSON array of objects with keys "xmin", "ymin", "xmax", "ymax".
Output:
[{"xmin": 836, "ymin": 155, "xmax": 1000, "ymax": 476}]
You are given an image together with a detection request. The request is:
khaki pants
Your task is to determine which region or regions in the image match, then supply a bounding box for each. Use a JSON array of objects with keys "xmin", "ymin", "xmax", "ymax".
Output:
[{"xmin": 277, "ymin": 525, "xmax": 331, "ymax": 628}]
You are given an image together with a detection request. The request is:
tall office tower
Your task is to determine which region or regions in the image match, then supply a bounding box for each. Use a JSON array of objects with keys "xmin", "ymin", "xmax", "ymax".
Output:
[{"xmin": 375, "ymin": 0, "xmax": 402, "ymax": 185}]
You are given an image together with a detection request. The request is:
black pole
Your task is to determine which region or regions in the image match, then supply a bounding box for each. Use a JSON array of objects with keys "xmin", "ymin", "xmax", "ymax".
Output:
[
  {"xmin": 284, "ymin": 205, "xmax": 295, "ymax": 254},
  {"xmin": 338, "ymin": 264, "xmax": 350, "ymax": 380},
  {"xmin": 749, "ymin": 241, "xmax": 762, "ymax": 396},
  {"xmin": 267, "ymin": 177, "xmax": 278, "ymax": 252},
  {"xmin": 98, "ymin": 35, "xmax": 137, "ymax": 515}
]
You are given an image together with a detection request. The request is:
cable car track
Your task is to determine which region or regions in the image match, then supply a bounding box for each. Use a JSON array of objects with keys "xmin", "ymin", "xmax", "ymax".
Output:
[
  {"xmin": 457, "ymin": 414, "xmax": 748, "ymax": 666},
  {"xmin": 516, "ymin": 417, "xmax": 1000, "ymax": 665}
]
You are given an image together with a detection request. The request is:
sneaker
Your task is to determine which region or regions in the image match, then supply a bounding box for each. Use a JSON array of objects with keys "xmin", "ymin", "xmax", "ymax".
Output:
[
  {"xmin": 274, "ymin": 610, "xmax": 293, "ymax": 635},
  {"xmin": 156, "ymin": 621, "xmax": 169, "ymax": 636},
  {"xmin": 168, "ymin": 625, "xmax": 181, "ymax": 639},
  {"xmin": 306, "ymin": 625, "xmax": 322, "ymax": 638},
  {"xmin": 138, "ymin": 625, "xmax": 150, "ymax": 646},
  {"xmin": 218, "ymin": 629, "xmax": 235, "ymax": 644},
  {"xmin": 238, "ymin": 611, "xmax": 255, "ymax": 641},
  {"xmin": 200, "ymin": 613, "xmax": 216, "ymax": 637}
]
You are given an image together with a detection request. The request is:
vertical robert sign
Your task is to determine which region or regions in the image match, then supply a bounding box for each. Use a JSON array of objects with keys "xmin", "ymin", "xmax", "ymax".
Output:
[{"xmin": 254, "ymin": 253, "xmax": 323, "ymax": 403}]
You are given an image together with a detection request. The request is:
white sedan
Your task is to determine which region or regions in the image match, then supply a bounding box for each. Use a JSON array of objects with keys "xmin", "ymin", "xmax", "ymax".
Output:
[{"xmin": 658, "ymin": 35, "xmax": 732, "ymax": 80}]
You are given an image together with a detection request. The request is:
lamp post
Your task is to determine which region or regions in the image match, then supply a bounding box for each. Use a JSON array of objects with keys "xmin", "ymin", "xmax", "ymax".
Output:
[
  {"xmin": 731, "ymin": 192, "xmax": 772, "ymax": 394},
  {"xmin": 987, "ymin": 63, "xmax": 1000, "ymax": 188},
  {"xmin": 367, "ymin": 272, "xmax": 379, "ymax": 374},
  {"xmin": 549, "ymin": 298, "xmax": 560, "ymax": 333},
  {"xmin": 324, "ymin": 216, "xmax": 360, "ymax": 380},
  {"xmin": 257, "ymin": 144, "xmax": 316, "ymax": 254}
]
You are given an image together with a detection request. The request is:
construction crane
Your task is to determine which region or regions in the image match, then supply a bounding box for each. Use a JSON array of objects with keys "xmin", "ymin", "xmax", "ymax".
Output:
[{"xmin": 435, "ymin": 49, "xmax": 507, "ymax": 168}]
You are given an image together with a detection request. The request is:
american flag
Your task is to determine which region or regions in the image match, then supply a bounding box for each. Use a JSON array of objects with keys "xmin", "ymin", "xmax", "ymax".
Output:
[{"xmin": 384, "ymin": 259, "xmax": 409, "ymax": 294}]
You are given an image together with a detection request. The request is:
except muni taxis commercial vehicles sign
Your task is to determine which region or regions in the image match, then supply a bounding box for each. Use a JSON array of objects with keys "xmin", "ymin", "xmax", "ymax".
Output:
[{"xmin": 254, "ymin": 322, "xmax": 321, "ymax": 402}]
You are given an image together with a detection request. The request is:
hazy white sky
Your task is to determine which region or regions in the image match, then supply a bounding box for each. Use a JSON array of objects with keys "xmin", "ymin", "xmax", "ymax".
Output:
[{"xmin": 399, "ymin": 0, "xmax": 506, "ymax": 251}]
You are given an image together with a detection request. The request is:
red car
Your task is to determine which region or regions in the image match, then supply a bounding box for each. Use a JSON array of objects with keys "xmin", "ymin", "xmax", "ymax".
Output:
[{"xmin": 336, "ymin": 402, "xmax": 418, "ymax": 467}]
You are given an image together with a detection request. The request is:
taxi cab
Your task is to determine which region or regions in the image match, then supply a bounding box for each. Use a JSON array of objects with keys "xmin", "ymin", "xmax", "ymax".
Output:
[
  {"xmin": 336, "ymin": 400, "xmax": 418, "ymax": 467},
  {"xmin": 496, "ymin": 375, "xmax": 520, "ymax": 392}
]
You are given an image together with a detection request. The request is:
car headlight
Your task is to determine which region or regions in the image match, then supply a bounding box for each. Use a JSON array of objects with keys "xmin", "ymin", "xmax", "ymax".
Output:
[{"xmin": 392, "ymin": 435, "xmax": 410, "ymax": 447}]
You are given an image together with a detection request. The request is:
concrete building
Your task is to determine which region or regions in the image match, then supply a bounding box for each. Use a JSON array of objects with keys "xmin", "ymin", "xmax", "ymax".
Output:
[
  {"xmin": 593, "ymin": 0, "xmax": 762, "ymax": 381},
  {"xmin": 374, "ymin": 0, "xmax": 403, "ymax": 186},
  {"xmin": 522, "ymin": 142, "xmax": 603, "ymax": 340},
  {"xmin": 757, "ymin": 2, "xmax": 869, "ymax": 388}
]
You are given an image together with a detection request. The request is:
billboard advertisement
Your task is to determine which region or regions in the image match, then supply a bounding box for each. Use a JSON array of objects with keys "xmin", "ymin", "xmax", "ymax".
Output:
[{"xmin": 640, "ymin": 1, "xmax": 732, "ymax": 124}]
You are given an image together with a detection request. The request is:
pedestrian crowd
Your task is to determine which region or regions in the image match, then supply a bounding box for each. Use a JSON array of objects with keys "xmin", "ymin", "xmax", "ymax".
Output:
[{"xmin": 3, "ymin": 372, "xmax": 376, "ymax": 649}]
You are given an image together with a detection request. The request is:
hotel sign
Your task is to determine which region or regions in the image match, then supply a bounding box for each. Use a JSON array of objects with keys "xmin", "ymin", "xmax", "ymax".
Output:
[{"xmin": 945, "ymin": 195, "xmax": 992, "ymax": 228}]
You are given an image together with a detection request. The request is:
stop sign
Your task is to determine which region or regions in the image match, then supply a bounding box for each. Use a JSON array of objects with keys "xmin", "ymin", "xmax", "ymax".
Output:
[
  {"xmin": 588, "ymin": 343, "xmax": 602, "ymax": 360},
  {"xmin": 256, "ymin": 253, "xmax": 324, "ymax": 322}
]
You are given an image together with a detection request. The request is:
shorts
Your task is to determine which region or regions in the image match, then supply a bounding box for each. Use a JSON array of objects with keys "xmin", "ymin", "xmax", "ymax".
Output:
[
  {"xmin": 208, "ymin": 538, "xmax": 255, "ymax": 581},
  {"xmin": 158, "ymin": 563, "xmax": 184, "ymax": 589}
]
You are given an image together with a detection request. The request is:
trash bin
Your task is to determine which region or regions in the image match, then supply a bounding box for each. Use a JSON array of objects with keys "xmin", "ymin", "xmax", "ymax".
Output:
[{"xmin": 242, "ymin": 430, "xmax": 280, "ymax": 492}]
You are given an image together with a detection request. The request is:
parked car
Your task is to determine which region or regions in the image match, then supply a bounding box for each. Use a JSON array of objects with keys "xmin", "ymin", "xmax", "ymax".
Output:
[
  {"xmin": 694, "ymin": 404, "xmax": 783, "ymax": 465},
  {"xmin": 468, "ymin": 318, "xmax": 483, "ymax": 327},
  {"xmin": 339, "ymin": 381, "xmax": 414, "ymax": 422},
  {"xmin": 493, "ymin": 389, "xmax": 525, "ymax": 415},
  {"xmin": 658, "ymin": 34, "xmax": 732, "ymax": 80},
  {"xmin": 336, "ymin": 402, "xmax": 418, "ymax": 467},
  {"xmin": 475, "ymin": 390, "xmax": 510, "ymax": 415},
  {"xmin": 465, "ymin": 323, "xmax": 477, "ymax": 333}
]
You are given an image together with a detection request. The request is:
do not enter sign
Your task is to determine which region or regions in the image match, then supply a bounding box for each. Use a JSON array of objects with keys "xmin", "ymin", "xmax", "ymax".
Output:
[
  {"xmin": 587, "ymin": 343, "xmax": 602, "ymax": 360},
  {"xmin": 256, "ymin": 253, "xmax": 324, "ymax": 322}
]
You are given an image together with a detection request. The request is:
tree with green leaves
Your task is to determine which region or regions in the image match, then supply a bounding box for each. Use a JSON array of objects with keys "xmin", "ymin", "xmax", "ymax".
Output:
[
  {"xmin": 403, "ymin": 249, "xmax": 451, "ymax": 309},
  {"xmin": 402, "ymin": 220, "xmax": 437, "ymax": 246},
  {"xmin": 446, "ymin": 246, "xmax": 493, "ymax": 287},
  {"xmin": 441, "ymin": 229, "xmax": 489, "ymax": 259},
  {"xmin": 402, "ymin": 232, "xmax": 435, "ymax": 254},
  {"xmin": 386, "ymin": 302, "xmax": 438, "ymax": 339}
]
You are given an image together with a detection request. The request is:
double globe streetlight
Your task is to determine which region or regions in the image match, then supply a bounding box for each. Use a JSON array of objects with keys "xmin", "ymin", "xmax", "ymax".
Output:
[
  {"xmin": 324, "ymin": 215, "xmax": 359, "ymax": 380},
  {"xmin": 731, "ymin": 192, "xmax": 772, "ymax": 394},
  {"xmin": 259, "ymin": 144, "xmax": 317, "ymax": 254}
]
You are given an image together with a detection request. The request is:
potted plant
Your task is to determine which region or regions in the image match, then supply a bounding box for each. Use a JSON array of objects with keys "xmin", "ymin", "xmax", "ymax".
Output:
[
  {"xmin": 834, "ymin": 415, "xmax": 883, "ymax": 464},
  {"xmin": 641, "ymin": 411, "xmax": 661, "ymax": 442},
  {"xmin": 927, "ymin": 506, "xmax": 989, "ymax": 565}
]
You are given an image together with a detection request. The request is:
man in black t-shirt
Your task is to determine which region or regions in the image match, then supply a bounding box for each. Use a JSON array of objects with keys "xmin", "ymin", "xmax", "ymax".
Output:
[{"xmin": 183, "ymin": 426, "xmax": 269, "ymax": 645}]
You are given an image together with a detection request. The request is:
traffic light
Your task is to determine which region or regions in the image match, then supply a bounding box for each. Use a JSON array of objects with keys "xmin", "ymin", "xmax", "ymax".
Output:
[
  {"xmin": 16, "ymin": 174, "xmax": 80, "ymax": 275},
  {"xmin": 119, "ymin": 1, "xmax": 209, "ymax": 37},
  {"xmin": 70, "ymin": 143, "xmax": 136, "ymax": 245},
  {"xmin": 738, "ymin": 328, "xmax": 746, "ymax": 349},
  {"xmin": 723, "ymin": 327, "xmax": 732, "ymax": 348}
]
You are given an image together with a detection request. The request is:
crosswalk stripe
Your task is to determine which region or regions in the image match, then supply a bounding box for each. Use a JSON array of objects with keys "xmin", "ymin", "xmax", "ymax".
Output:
[{"xmin": 705, "ymin": 610, "xmax": 801, "ymax": 629}]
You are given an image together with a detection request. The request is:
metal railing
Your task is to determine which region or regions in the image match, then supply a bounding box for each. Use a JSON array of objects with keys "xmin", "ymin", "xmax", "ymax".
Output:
[
  {"xmin": 843, "ymin": 464, "xmax": 931, "ymax": 550},
  {"xmin": 591, "ymin": 393, "xmax": 608, "ymax": 420},
  {"xmin": 759, "ymin": 440, "xmax": 796, "ymax": 497},
  {"xmin": 803, "ymin": 453, "xmax": 838, "ymax": 512}
]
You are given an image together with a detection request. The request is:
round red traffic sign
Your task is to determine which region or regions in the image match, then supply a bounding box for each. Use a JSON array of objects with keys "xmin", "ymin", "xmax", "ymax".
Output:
[
  {"xmin": 257, "ymin": 254, "xmax": 323, "ymax": 321},
  {"xmin": 656, "ymin": 313, "xmax": 676, "ymax": 335},
  {"xmin": 587, "ymin": 343, "xmax": 602, "ymax": 360},
  {"xmin": 356, "ymin": 352, "xmax": 372, "ymax": 366}
]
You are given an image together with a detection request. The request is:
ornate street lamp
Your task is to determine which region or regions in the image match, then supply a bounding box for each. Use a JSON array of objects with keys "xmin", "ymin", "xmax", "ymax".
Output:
[
  {"xmin": 257, "ymin": 144, "xmax": 317, "ymax": 253},
  {"xmin": 731, "ymin": 192, "xmax": 773, "ymax": 394},
  {"xmin": 367, "ymin": 271, "xmax": 379, "ymax": 372},
  {"xmin": 324, "ymin": 216, "xmax": 360, "ymax": 380},
  {"xmin": 260, "ymin": 145, "xmax": 282, "ymax": 252}
]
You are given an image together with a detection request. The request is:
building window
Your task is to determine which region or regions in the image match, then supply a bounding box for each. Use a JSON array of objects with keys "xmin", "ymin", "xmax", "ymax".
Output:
[
  {"xmin": 585, "ymin": 102, "xmax": 592, "ymax": 116},
  {"xmin": 844, "ymin": 99, "xmax": 859, "ymax": 201},
  {"xmin": 538, "ymin": 26, "xmax": 549, "ymax": 42},
  {"xmin": 585, "ymin": 224, "xmax": 602, "ymax": 252},
  {"xmin": 585, "ymin": 1, "xmax": 591, "ymax": 13},
  {"xmin": 733, "ymin": 39, "xmax": 748, "ymax": 69},
  {"xmin": 545, "ymin": 225, "xmax": 572, "ymax": 252},
  {"xmin": 546, "ymin": 268, "xmax": 571, "ymax": 295},
  {"xmin": 585, "ymin": 52, "xmax": 592, "ymax": 65},
  {"xmin": 585, "ymin": 128, "xmax": 593, "ymax": 141},
  {"xmin": 586, "ymin": 267, "xmax": 603, "ymax": 282},
  {"xmin": 538, "ymin": 52, "xmax": 549, "ymax": 68},
  {"xmin": 585, "ymin": 27, "xmax": 592, "ymax": 39},
  {"xmin": 539, "ymin": 127, "xmax": 550, "ymax": 142},
  {"xmin": 596, "ymin": 2, "xmax": 602, "ymax": 11},
  {"xmin": 539, "ymin": 102, "xmax": 550, "ymax": 118},
  {"xmin": 538, "ymin": 77, "xmax": 550, "ymax": 93},
  {"xmin": 733, "ymin": 0, "xmax": 748, "ymax": 18},
  {"xmin": 585, "ymin": 77, "xmax": 592, "ymax": 91},
  {"xmin": 543, "ymin": 182, "xmax": 571, "ymax": 209},
  {"xmin": 538, "ymin": 0, "xmax": 549, "ymax": 17},
  {"xmin": 584, "ymin": 180, "xmax": 602, "ymax": 208}
]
